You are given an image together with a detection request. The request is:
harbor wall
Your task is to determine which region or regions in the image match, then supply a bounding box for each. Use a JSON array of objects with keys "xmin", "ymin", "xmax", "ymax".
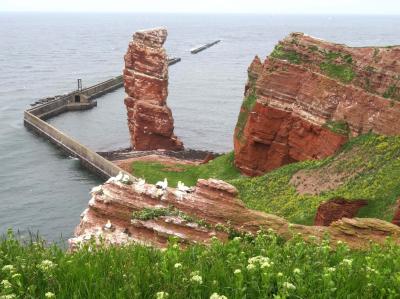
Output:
[{"xmin": 23, "ymin": 75, "xmax": 130, "ymax": 180}]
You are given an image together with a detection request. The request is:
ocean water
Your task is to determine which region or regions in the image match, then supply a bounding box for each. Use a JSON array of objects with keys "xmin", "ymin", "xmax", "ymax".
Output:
[{"xmin": 0, "ymin": 13, "xmax": 399, "ymax": 241}]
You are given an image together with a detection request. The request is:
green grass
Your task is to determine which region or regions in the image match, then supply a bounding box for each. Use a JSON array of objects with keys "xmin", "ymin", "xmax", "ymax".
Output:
[
  {"xmin": 131, "ymin": 152, "xmax": 241, "ymax": 187},
  {"xmin": 270, "ymin": 45, "xmax": 301, "ymax": 64},
  {"xmin": 131, "ymin": 134, "xmax": 400, "ymax": 225},
  {"xmin": 323, "ymin": 120, "xmax": 350, "ymax": 136},
  {"xmin": 383, "ymin": 84, "xmax": 399, "ymax": 100},
  {"xmin": 233, "ymin": 133, "xmax": 400, "ymax": 224},
  {"xmin": 319, "ymin": 62, "xmax": 355, "ymax": 83},
  {"xmin": 318, "ymin": 51, "xmax": 355, "ymax": 83},
  {"xmin": 2, "ymin": 230, "xmax": 400, "ymax": 298},
  {"xmin": 235, "ymin": 93, "xmax": 257, "ymax": 141}
]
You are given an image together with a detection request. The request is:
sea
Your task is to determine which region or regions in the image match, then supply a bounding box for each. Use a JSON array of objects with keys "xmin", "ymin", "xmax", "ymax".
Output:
[{"xmin": 0, "ymin": 13, "xmax": 399, "ymax": 241}]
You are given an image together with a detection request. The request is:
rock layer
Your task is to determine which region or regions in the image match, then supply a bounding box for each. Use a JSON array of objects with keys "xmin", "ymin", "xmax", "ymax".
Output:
[
  {"xmin": 70, "ymin": 177, "xmax": 400, "ymax": 250},
  {"xmin": 314, "ymin": 198, "xmax": 368, "ymax": 226},
  {"xmin": 234, "ymin": 33, "xmax": 400, "ymax": 176},
  {"xmin": 124, "ymin": 28, "xmax": 183, "ymax": 151}
]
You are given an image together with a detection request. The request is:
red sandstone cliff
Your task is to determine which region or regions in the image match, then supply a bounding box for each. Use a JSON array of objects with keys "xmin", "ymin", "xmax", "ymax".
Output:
[
  {"xmin": 234, "ymin": 33, "xmax": 400, "ymax": 176},
  {"xmin": 69, "ymin": 176, "xmax": 400, "ymax": 250},
  {"xmin": 124, "ymin": 28, "xmax": 183, "ymax": 151}
]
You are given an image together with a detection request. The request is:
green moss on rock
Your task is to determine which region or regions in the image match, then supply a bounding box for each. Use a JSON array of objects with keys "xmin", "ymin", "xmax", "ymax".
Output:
[
  {"xmin": 270, "ymin": 44, "xmax": 301, "ymax": 64},
  {"xmin": 323, "ymin": 120, "xmax": 350, "ymax": 136}
]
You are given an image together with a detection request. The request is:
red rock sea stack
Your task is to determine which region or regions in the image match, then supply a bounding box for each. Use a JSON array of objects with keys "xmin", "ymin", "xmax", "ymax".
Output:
[
  {"xmin": 234, "ymin": 33, "xmax": 400, "ymax": 176},
  {"xmin": 124, "ymin": 28, "xmax": 183, "ymax": 151}
]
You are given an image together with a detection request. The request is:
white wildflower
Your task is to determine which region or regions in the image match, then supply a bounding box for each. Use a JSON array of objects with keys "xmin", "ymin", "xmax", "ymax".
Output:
[
  {"xmin": 282, "ymin": 282, "xmax": 296, "ymax": 290},
  {"xmin": 190, "ymin": 275, "xmax": 203, "ymax": 284},
  {"xmin": 210, "ymin": 293, "xmax": 228, "ymax": 299},
  {"xmin": 327, "ymin": 267, "xmax": 336, "ymax": 272},
  {"xmin": 2, "ymin": 265, "xmax": 15, "ymax": 273},
  {"xmin": 0, "ymin": 295, "xmax": 17, "ymax": 299},
  {"xmin": 155, "ymin": 292, "xmax": 169, "ymax": 299},
  {"xmin": 234, "ymin": 269, "xmax": 242, "ymax": 275},
  {"xmin": 38, "ymin": 260, "xmax": 57, "ymax": 272},
  {"xmin": 277, "ymin": 272, "xmax": 284, "ymax": 277},
  {"xmin": 293, "ymin": 268, "xmax": 301, "ymax": 274},
  {"xmin": 248, "ymin": 255, "xmax": 271, "ymax": 269},
  {"xmin": 233, "ymin": 236, "xmax": 241, "ymax": 242},
  {"xmin": 45, "ymin": 292, "xmax": 56, "ymax": 298},
  {"xmin": 0, "ymin": 279, "xmax": 12, "ymax": 290},
  {"xmin": 341, "ymin": 259, "xmax": 353, "ymax": 266},
  {"xmin": 246, "ymin": 263, "xmax": 256, "ymax": 271},
  {"xmin": 174, "ymin": 263, "xmax": 182, "ymax": 269}
]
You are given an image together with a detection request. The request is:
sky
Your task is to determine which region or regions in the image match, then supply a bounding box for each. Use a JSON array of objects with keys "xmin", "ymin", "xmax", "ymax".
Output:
[{"xmin": 0, "ymin": 0, "xmax": 399, "ymax": 14}]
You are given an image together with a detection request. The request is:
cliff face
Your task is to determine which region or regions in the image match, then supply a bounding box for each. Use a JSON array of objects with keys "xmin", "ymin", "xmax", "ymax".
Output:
[
  {"xmin": 234, "ymin": 33, "xmax": 400, "ymax": 176},
  {"xmin": 70, "ymin": 176, "xmax": 400, "ymax": 250},
  {"xmin": 124, "ymin": 28, "xmax": 183, "ymax": 151}
]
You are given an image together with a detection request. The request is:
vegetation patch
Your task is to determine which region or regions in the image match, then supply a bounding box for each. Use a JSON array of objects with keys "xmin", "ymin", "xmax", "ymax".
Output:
[
  {"xmin": 2, "ymin": 230, "xmax": 400, "ymax": 298},
  {"xmin": 132, "ymin": 134, "xmax": 400, "ymax": 225},
  {"xmin": 233, "ymin": 133, "xmax": 400, "ymax": 224},
  {"xmin": 323, "ymin": 120, "xmax": 350, "ymax": 136},
  {"xmin": 383, "ymin": 83, "xmax": 400, "ymax": 100},
  {"xmin": 320, "ymin": 62, "xmax": 355, "ymax": 83},
  {"xmin": 308, "ymin": 45, "xmax": 318, "ymax": 52},
  {"xmin": 235, "ymin": 88, "xmax": 257, "ymax": 142},
  {"xmin": 270, "ymin": 44, "xmax": 301, "ymax": 64},
  {"xmin": 318, "ymin": 51, "xmax": 355, "ymax": 83},
  {"xmin": 132, "ymin": 206, "xmax": 210, "ymax": 228},
  {"xmin": 131, "ymin": 152, "xmax": 241, "ymax": 187}
]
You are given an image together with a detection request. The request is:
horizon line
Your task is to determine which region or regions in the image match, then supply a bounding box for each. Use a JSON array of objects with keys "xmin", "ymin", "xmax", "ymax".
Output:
[{"xmin": 1, "ymin": 11, "xmax": 400, "ymax": 16}]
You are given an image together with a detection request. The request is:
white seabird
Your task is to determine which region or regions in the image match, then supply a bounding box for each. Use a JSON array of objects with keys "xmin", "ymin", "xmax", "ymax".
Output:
[
  {"xmin": 104, "ymin": 219, "xmax": 112, "ymax": 230},
  {"xmin": 177, "ymin": 181, "xmax": 190, "ymax": 192},
  {"xmin": 156, "ymin": 178, "xmax": 168, "ymax": 190}
]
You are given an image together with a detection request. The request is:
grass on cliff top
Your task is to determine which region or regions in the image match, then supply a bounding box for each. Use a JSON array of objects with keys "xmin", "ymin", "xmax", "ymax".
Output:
[
  {"xmin": 317, "ymin": 50, "xmax": 355, "ymax": 84},
  {"xmin": 2, "ymin": 230, "xmax": 400, "ymax": 298},
  {"xmin": 131, "ymin": 152, "xmax": 242, "ymax": 187},
  {"xmin": 270, "ymin": 44, "xmax": 301, "ymax": 64},
  {"xmin": 131, "ymin": 133, "xmax": 400, "ymax": 225}
]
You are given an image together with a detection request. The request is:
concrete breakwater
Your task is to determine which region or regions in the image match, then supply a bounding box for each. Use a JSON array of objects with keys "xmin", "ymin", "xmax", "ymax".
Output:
[
  {"xmin": 23, "ymin": 56, "xmax": 183, "ymax": 180},
  {"xmin": 28, "ymin": 75, "xmax": 123, "ymax": 120},
  {"xmin": 190, "ymin": 40, "xmax": 221, "ymax": 54},
  {"xmin": 24, "ymin": 75, "xmax": 129, "ymax": 180}
]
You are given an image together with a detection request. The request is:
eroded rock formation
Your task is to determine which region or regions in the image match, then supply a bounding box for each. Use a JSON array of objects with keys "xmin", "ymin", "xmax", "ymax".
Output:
[
  {"xmin": 314, "ymin": 198, "xmax": 368, "ymax": 226},
  {"xmin": 70, "ymin": 177, "xmax": 400, "ymax": 250},
  {"xmin": 124, "ymin": 28, "xmax": 183, "ymax": 151},
  {"xmin": 234, "ymin": 33, "xmax": 400, "ymax": 176}
]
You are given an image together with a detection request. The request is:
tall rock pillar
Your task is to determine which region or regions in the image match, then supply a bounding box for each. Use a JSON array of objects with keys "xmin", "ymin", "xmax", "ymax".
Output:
[{"xmin": 123, "ymin": 28, "xmax": 183, "ymax": 151}]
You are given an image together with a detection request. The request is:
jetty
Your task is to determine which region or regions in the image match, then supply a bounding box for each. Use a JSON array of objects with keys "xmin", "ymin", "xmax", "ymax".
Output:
[
  {"xmin": 190, "ymin": 40, "xmax": 221, "ymax": 54},
  {"xmin": 23, "ymin": 55, "xmax": 183, "ymax": 179},
  {"xmin": 24, "ymin": 75, "xmax": 126, "ymax": 179},
  {"xmin": 168, "ymin": 57, "xmax": 181, "ymax": 65}
]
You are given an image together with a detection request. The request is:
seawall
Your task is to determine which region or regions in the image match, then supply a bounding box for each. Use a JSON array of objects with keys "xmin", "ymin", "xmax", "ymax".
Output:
[
  {"xmin": 28, "ymin": 76, "xmax": 123, "ymax": 120},
  {"xmin": 24, "ymin": 56, "xmax": 182, "ymax": 180},
  {"xmin": 24, "ymin": 75, "xmax": 130, "ymax": 180}
]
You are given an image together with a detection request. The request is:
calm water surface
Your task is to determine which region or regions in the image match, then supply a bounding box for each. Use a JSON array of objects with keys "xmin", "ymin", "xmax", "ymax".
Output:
[{"xmin": 0, "ymin": 13, "xmax": 399, "ymax": 241}]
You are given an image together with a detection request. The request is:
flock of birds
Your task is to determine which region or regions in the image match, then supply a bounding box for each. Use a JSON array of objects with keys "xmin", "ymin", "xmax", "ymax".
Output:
[
  {"xmin": 99, "ymin": 173, "xmax": 195, "ymax": 231},
  {"xmin": 155, "ymin": 178, "xmax": 193, "ymax": 193}
]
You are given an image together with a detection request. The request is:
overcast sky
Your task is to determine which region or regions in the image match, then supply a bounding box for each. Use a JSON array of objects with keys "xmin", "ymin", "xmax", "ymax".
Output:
[{"xmin": 1, "ymin": 0, "xmax": 399, "ymax": 14}]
